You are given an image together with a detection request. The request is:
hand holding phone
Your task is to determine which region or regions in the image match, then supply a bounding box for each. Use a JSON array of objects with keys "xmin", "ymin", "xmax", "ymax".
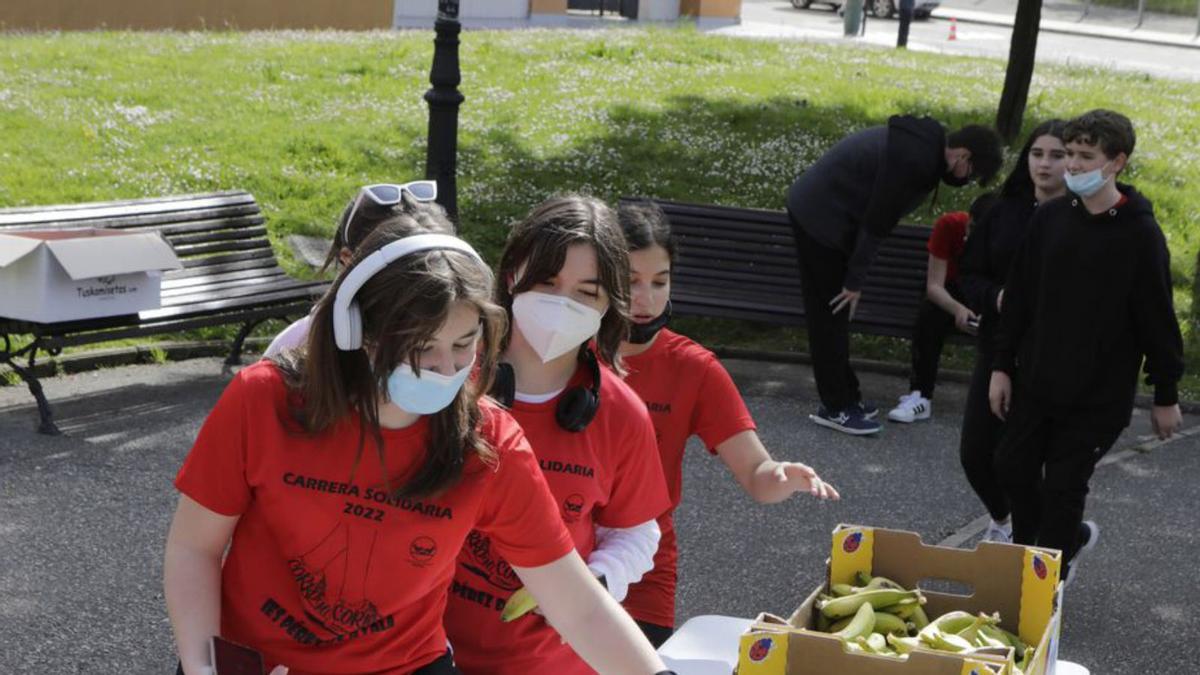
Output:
[{"xmin": 210, "ymin": 636, "xmax": 264, "ymax": 675}]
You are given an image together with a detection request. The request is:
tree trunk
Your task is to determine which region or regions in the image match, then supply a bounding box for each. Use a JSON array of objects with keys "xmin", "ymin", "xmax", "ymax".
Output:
[{"xmin": 995, "ymin": 0, "xmax": 1043, "ymax": 143}]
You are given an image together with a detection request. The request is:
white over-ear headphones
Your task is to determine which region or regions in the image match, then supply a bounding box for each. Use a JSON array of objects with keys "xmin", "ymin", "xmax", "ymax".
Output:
[{"xmin": 332, "ymin": 234, "xmax": 487, "ymax": 351}]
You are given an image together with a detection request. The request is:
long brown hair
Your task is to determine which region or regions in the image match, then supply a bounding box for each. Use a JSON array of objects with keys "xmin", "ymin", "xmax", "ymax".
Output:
[
  {"xmin": 497, "ymin": 194, "xmax": 631, "ymax": 369},
  {"xmin": 277, "ymin": 195, "xmax": 506, "ymax": 497}
]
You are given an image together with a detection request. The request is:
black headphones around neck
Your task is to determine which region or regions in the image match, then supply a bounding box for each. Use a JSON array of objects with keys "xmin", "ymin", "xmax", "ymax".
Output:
[{"xmin": 492, "ymin": 347, "xmax": 602, "ymax": 433}]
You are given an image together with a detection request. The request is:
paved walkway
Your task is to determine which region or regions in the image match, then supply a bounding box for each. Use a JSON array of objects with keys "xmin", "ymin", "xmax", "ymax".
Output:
[{"xmin": 1, "ymin": 356, "xmax": 1197, "ymax": 673}]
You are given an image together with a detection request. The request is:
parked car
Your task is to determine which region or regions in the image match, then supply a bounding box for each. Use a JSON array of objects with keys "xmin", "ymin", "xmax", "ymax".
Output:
[{"xmin": 790, "ymin": 0, "xmax": 939, "ymax": 19}]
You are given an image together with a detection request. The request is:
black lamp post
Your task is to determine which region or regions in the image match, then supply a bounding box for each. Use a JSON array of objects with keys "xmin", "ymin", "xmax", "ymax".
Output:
[{"xmin": 424, "ymin": 0, "xmax": 464, "ymax": 225}]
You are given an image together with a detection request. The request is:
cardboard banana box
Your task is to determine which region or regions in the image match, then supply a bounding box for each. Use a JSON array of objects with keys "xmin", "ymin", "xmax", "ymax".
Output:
[{"xmin": 737, "ymin": 525, "xmax": 1063, "ymax": 675}]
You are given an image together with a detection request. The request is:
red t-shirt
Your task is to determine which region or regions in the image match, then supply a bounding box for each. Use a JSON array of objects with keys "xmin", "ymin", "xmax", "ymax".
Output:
[
  {"xmin": 174, "ymin": 362, "xmax": 574, "ymax": 675},
  {"xmin": 619, "ymin": 329, "xmax": 757, "ymax": 627},
  {"xmin": 927, "ymin": 211, "xmax": 970, "ymax": 282},
  {"xmin": 443, "ymin": 364, "xmax": 670, "ymax": 675}
]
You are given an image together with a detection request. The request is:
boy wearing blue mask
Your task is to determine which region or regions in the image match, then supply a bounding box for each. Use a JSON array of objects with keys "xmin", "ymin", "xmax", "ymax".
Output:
[{"xmin": 988, "ymin": 109, "xmax": 1184, "ymax": 586}]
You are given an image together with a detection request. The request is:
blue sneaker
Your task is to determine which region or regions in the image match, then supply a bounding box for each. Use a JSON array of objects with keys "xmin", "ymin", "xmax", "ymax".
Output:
[{"xmin": 809, "ymin": 407, "xmax": 882, "ymax": 436}]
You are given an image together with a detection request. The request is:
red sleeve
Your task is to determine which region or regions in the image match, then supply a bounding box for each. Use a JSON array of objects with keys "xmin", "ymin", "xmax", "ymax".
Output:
[
  {"xmin": 927, "ymin": 212, "xmax": 968, "ymax": 260},
  {"xmin": 691, "ymin": 355, "xmax": 757, "ymax": 455},
  {"xmin": 474, "ymin": 410, "xmax": 576, "ymax": 568},
  {"xmin": 593, "ymin": 390, "xmax": 671, "ymax": 529},
  {"xmin": 174, "ymin": 371, "xmax": 255, "ymax": 516}
]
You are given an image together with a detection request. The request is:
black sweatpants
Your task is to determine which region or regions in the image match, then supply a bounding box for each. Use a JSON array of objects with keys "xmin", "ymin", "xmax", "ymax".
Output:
[
  {"xmin": 907, "ymin": 282, "xmax": 966, "ymax": 399},
  {"xmin": 791, "ymin": 223, "xmax": 861, "ymax": 412},
  {"xmin": 993, "ymin": 391, "xmax": 1123, "ymax": 568},
  {"xmin": 958, "ymin": 336, "xmax": 1009, "ymax": 522}
]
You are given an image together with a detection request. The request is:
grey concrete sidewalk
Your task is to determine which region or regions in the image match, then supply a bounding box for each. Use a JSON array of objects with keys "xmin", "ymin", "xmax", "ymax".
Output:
[
  {"xmin": 1, "ymin": 356, "xmax": 1196, "ymax": 673},
  {"xmin": 935, "ymin": 0, "xmax": 1200, "ymax": 48}
]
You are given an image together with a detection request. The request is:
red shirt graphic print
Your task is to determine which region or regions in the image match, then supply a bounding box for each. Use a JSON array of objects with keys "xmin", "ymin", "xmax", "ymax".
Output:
[
  {"xmin": 174, "ymin": 362, "xmax": 573, "ymax": 675},
  {"xmin": 444, "ymin": 364, "xmax": 670, "ymax": 675}
]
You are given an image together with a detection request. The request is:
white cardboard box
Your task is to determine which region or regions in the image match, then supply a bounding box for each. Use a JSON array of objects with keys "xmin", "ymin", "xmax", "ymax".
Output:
[{"xmin": 0, "ymin": 228, "xmax": 182, "ymax": 323}]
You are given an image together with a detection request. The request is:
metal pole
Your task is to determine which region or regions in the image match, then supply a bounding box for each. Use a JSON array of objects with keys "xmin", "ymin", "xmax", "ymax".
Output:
[
  {"xmin": 1195, "ymin": 0, "xmax": 1199, "ymax": 38},
  {"xmin": 844, "ymin": 0, "xmax": 863, "ymax": 35},
  {"xmin": 1135, "ymin": 0, "xmax": 1146, "ymax": 29},
  {"xmin": 897, "ymin": 0, "xmax": 914, "ymax": 46},
  {"xmin": 424, "ymin": 0, "xmax": 464, "ymax": 224}
]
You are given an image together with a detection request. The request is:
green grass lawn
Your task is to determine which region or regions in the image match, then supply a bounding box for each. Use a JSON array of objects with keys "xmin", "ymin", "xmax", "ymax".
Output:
[{"xmin": 1, "ymin": 28, "xmax": 1198, "ymax": 396}]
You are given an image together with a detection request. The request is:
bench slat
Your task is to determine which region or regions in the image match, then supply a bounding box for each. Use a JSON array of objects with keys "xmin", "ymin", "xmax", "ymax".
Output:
[{"xmin": 161, "ymin": 267, "xmax": 289, "ymax": 291}]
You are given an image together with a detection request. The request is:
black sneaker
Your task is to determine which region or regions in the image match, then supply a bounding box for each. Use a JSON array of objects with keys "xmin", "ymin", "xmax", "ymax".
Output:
[
  {"xmin": 809, "ymin": 406, "xmax": 882, "ymax": 436},
  {"xmin": 1064, "ymin": 520, "xmax": 1100, "ymax": 588}
]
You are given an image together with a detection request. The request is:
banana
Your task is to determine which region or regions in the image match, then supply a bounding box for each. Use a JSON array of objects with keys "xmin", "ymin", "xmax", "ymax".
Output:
[
  {"xmin": 499, "ymin": 587, "xmax": 539, "ymax": 623},
  {"xmin": 878, "ymin": 599, "xmax": 918, "ymax": 619},
  {"xmin": 855, "ymin": 571, "xmax": 873, "ymax": 587},
  {"xmin": 864, "ymin": 575, "xmax": 905, "ymax": 591},
  {"xmin": 886, "ymin": 634, "xmax": 922, "ymax": 655},
  {"xmin": 816, "ymin": 611, "xmax": 833, "ymax": 632},
  {"xmin": 871, "ymin": 611, "xmax": 912, "ymax": 636},
  {"xmin": 978, "ymin": 624, "xmax": 1014, "ymax": 649},
  {"xmin": 920, "ymin": 629, "xmax": 974, "ymax": 653},
  {"xmin": 924, "ymin": 610, "xmax": 976, "ymax": 635},
  {"xmin": 908, "ymin": 604, "xmax": 930, "ymax": 630},
  {"xmin": 831, "ymin": 601, "xmax": 876, "ymax": 641},
  {"xmin": 956, "ymin": 612, "xmax": 1001, "ymax": 646},
  {"xmin": 864, "ymin": 633, "xmax": 888, "ymax": 653},
  {"xmin": 817, "ymin": 588, "xmax": 924, "ymax": 619},
  {"xmin": 831, "ymin": 583, "xmax": 858, "ymax": 597}
]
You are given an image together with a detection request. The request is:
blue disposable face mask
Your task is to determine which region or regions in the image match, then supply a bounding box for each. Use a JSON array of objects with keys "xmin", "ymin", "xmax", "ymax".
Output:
[
  {"xmin": 386, "ymin": 354, "xmax": 476, "ymax": 415},
  {"xmin": 1064, "ymin": 161, "xmax": 1112, "ymax": 198}
]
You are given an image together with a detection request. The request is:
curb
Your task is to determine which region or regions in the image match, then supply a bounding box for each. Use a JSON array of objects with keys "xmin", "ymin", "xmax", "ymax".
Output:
[
  {"xmin": 0, "ymin": 338, "xmax": 269, "ymax": 384},
  {"xmin": 930, "ymin": 7, "xmax": 1200, "ymax": 50},
  {"xmin": 4, "ymin": 339, "xmax": 1198, "ymax": 415},
  {"xmin": 711, "ymin": 344, "xmax": 1200, "ymax": 414}
]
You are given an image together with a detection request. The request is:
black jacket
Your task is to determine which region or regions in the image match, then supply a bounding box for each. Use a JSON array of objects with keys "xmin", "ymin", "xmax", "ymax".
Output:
[
  {"xmin": 994, "ymin": 185, "xmax": 1184, "ymax": 424},
  {"xmin": 958, "ymin": 195, "xmax": 1038, "ymax": 345},
  {"xmin": 786, "ymin": 115, "xmax": 947, "ymax": 291}
]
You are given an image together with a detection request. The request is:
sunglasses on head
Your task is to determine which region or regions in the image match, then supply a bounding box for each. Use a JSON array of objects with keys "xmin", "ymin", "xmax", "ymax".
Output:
[{"xmin": 343, "ymin": 180, "xmax": 439, "ymax": 241}]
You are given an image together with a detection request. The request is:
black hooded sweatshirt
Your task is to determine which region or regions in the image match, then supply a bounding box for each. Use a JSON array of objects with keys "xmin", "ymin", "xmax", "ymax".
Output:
[
  {"xmin": 993, "ymin": 184, "xmax": 1183, "ymax": 426},
  {"xmin": 958, "ymin": 194, "xmax": 1039, "ymax": 343},
  {"xmin": 786, "ymin": 115, "xmax": 947, "ymax": 291}
]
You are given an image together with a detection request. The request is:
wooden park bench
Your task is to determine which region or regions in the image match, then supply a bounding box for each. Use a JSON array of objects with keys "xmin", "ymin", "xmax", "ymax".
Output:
[
  {"xmin": 0, "ymin": 191, "xmax": 329, "ymax": 434},
  {"xmin": 623, "ymin": 198, "xmax": 949, "ymax": 339}
]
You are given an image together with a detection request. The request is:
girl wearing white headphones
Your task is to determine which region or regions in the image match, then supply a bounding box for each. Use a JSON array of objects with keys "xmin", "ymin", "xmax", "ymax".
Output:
[
  {"xmin": 163, "ymin": 202, "xmax": 672, "ymax": 675},
  {"xmin": 615, "ymin": 201, "xmax": 840, "ymax": 647},
  {"xmin": 443, "ymin": 195, "xmax": 671, "ymax": 675}
]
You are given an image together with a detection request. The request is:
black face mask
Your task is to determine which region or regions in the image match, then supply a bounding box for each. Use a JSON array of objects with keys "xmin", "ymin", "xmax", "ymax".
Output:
[
  {"xmin": 628, "ymin": 302, "xmax": 672, "ymax": 344},
  {"xmin": 943, "ymin": 170, "xmax": 972, "ymax": 187}
]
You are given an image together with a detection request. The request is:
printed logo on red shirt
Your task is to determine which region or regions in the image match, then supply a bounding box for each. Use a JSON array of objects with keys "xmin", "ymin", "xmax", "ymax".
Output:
[
  {"xmin": 409, "ymin": 536, "xmax": 438, "ymax": 567},
  {"xmin": 645, "ymin": 401, "xmax": 672, "ymax": 414},
  {"xmin": 460, "ymin": 530, "xmax": 521, "ymax": 592},
  {"xmin": 562, "ymin": 493, "xmax": 585, "ymax": 522}
]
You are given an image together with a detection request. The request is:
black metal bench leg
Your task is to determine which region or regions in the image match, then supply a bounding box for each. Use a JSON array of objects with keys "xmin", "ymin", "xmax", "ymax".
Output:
[
  {"xmin": 224, "ymin": 319, "xmax": 264, "ymax": 369},
  {"xmin": 3, "ymin": 351, "xmax": 61, "ymax": 436}
]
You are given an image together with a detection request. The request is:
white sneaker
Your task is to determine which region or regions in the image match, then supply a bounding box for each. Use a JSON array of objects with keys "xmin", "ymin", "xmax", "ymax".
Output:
[
  {"xmin": 982, "ymin": 519, "xmax": 1013, "ymax": 544},
  {"xmin": 887, "ymin": 391, "xmax": 931, "ymax": 423}
]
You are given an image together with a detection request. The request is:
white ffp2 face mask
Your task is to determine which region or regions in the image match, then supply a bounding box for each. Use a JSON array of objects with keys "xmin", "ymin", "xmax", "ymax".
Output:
[{"xmin": 512, "ymin": 291, "xmax": 604, "ymax": 363}]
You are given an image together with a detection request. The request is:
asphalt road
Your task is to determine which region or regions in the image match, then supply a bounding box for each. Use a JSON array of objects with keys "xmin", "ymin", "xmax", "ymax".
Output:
[
  {"xmin": 1, "ymin": 356, "xmax": 1196, "ymax": 673},
  {"xmin": 732, "ymin": 0, "xmax": 1200, "ymax": 81}
]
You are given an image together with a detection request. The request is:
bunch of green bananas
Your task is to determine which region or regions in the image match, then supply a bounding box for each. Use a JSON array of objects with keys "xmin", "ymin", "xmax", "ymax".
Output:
[{"xmin": 813, "ymin": 573, "xmax": 1034, "ymax": 674}]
